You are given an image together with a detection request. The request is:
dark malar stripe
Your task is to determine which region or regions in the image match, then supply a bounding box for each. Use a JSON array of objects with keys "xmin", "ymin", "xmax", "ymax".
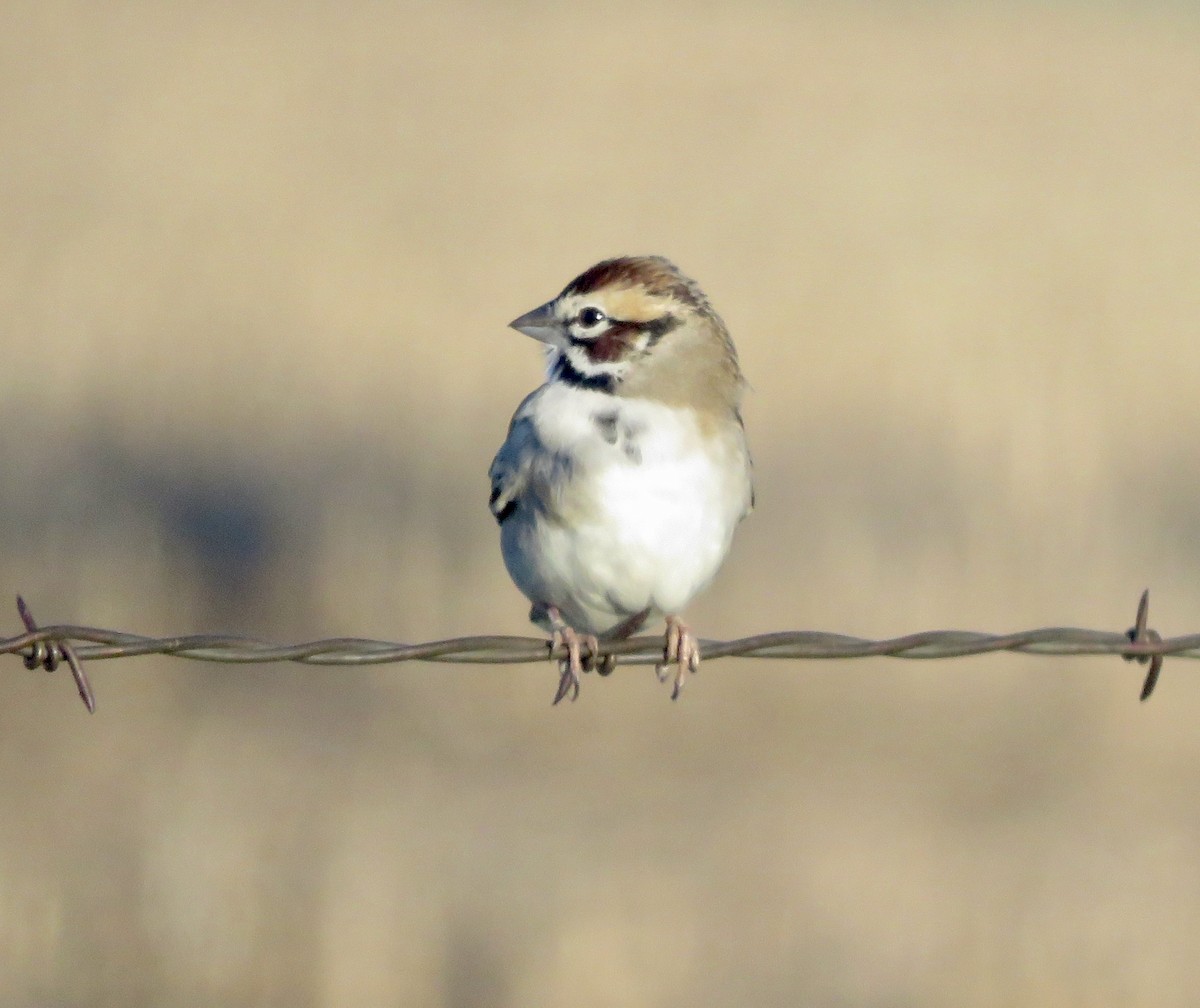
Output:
[{"xmin": 550, "ymin": 352, "xmax": 617, "ymax": 393}]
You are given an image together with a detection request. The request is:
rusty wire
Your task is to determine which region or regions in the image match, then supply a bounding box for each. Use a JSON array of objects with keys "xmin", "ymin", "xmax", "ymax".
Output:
[{"xmin": 4, "ymin": 590, "xmax": 1185, "ymax": 713}]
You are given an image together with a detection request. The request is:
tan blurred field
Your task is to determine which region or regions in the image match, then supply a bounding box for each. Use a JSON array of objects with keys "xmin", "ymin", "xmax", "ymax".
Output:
[{"xmin": 2, "ymin": 1, "xmax": 1200, "ymax": 1003}]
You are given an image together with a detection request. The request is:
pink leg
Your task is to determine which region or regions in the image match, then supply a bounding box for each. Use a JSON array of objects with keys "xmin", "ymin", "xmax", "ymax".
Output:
[
  {"xmin": 545, "ymin": 605, "xmax": 599, "ymax": 705},
  {"xmin": 655, "ymin": 614, "xmax": 701, "ymax": 700}
]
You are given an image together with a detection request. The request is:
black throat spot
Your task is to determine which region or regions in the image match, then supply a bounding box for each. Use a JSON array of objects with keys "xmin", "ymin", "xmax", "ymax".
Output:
[{"xmin": 552, "ymin": 352, "xmax": 617, "ymax": 394}]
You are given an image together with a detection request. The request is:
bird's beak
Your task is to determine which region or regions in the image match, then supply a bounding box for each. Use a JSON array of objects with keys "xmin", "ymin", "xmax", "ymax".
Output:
[{"xmin": 509, "ymin": 301, "xmax": 565, "ymax": 348}]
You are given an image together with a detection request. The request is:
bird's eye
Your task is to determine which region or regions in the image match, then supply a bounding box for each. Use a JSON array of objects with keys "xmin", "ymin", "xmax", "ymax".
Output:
[{"xmin": 577, "ymin": 306, "xmax": 607, "ymax": 329}]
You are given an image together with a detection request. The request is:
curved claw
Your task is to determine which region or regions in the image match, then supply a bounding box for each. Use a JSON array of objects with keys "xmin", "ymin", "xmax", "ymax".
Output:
[
  {"xmin": 655, "ymin": 615, "xmax": 701, "ymax": 701},
  {"xmin": 552, "ymin": 660, "xmax": 581, "ymax": 705},
  {"xmin": 548, "ymin": 618, "xmax": 598, "ymax": 705}
]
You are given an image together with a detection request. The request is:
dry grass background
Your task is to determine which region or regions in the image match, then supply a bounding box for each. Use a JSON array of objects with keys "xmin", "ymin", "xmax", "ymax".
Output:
[{"xmin": 2, "ymin": 1, "xmax": 1199, "ymax": 1003}]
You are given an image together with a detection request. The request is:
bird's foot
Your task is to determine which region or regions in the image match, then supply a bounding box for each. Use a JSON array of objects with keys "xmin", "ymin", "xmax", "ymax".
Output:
[
  {"xmin": 655, "ymin": 615, "xmax": 701, "ymax": 700},
  {"xmin": 546, "ymin": 607, "xmax": 599, "ymax": 705}
]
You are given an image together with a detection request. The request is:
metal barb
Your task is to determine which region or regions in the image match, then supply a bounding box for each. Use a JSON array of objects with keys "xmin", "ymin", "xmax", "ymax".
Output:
[
  {"xmin": 1123, "ymin": 588, "xmax": 1165, "ymax": 702},
  {"xmin": 16, "ymin": 596, "xmax": 95, "ymax": 713}
]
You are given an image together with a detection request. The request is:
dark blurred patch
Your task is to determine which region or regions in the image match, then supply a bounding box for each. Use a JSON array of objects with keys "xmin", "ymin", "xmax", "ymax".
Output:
[
  {"xmin": 69, "ymin": 438, "xmax": 301, "ymax": 629},
  {"xmin": 143, "ymin": 461, "xmax": 285, "ymax": 622},
  {"xmin": 0, "ymin": 413, "xmax": 484, "ymax": 635}
]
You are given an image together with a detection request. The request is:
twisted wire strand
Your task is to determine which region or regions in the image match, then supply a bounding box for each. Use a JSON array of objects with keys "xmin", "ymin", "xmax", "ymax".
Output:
[
  {"xmin": 5, "ymin": 623, "xmax": 1196, "ymax": 665},
  {"xmin": 5, "ymin": 591, "xmax": 1180, "ymax": 711}
]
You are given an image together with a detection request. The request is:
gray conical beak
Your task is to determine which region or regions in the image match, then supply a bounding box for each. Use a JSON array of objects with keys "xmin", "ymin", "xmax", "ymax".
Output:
[{"xmin": 509, "ymin": 301, "xmax": 564, "ymax": 347}]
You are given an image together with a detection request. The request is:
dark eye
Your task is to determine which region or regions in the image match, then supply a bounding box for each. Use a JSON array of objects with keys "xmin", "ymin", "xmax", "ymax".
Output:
[{"xmin": 577, "ymin": 306, "xmax": 607, "ymax": 328}]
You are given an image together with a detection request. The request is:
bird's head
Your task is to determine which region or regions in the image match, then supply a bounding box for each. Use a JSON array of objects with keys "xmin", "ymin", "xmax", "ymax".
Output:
[{"xmin": 509, "ymin": 255, "xmax": 744, "ymax": 407}]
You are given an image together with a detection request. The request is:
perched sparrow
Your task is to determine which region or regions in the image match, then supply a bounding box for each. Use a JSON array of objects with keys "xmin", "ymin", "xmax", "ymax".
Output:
[{"xmin": 488, "ymin": 256, "xmax": 753, "ymax": 702}]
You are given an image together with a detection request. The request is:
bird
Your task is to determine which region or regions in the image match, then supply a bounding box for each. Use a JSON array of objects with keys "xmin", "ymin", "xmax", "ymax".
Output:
[{"xmin": 488, "ymin": 256, "xmax": 753, "ymax": 703}]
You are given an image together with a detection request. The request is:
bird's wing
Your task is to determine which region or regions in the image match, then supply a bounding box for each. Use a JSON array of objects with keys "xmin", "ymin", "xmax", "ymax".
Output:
[{"xmin": 487, "ymin": 387, "xmax": 545, "ymax": 525}]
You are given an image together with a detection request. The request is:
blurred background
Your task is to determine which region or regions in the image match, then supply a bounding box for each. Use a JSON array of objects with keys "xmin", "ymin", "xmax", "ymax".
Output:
[{"xmin": 2, "ymin": 1, "xmax": 1199, "ymax": 1003}]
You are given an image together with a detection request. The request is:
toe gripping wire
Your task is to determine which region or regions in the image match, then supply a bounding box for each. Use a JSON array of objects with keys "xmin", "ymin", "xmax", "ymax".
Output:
[{"xmin": 16, "ymin": 596, "xmax": 95, "ymax": 713}]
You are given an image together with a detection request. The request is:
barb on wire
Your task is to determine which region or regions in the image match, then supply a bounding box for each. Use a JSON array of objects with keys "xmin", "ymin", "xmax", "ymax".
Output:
[
  {"xmin": 4, "ymin": 590, "xmax": 1184, "ymax": 712},
  {"xmin": 16, "ymin": 596, "xmax": 95, "ymax": 713},
  {"xmin": 1124, "ymin": 588, "xmax": 1165, "ymax": 701}
]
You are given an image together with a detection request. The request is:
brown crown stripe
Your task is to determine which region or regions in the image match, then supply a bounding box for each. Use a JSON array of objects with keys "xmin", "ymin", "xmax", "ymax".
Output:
[{"xmin": 563, "ymin": 256, "xmax": 701, "ymax": 308}]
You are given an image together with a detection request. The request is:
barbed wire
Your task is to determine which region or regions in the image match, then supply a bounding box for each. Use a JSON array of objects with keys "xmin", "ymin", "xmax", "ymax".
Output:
[{"xmin": 4, "ymin": 590, "xmax": 1181, "ymax": 713}]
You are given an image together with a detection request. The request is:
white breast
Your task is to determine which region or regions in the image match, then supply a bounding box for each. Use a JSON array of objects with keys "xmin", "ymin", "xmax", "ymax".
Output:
[{"xmin": 500, "ymin": 384, "xmax": 750, "ymax": 637}]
